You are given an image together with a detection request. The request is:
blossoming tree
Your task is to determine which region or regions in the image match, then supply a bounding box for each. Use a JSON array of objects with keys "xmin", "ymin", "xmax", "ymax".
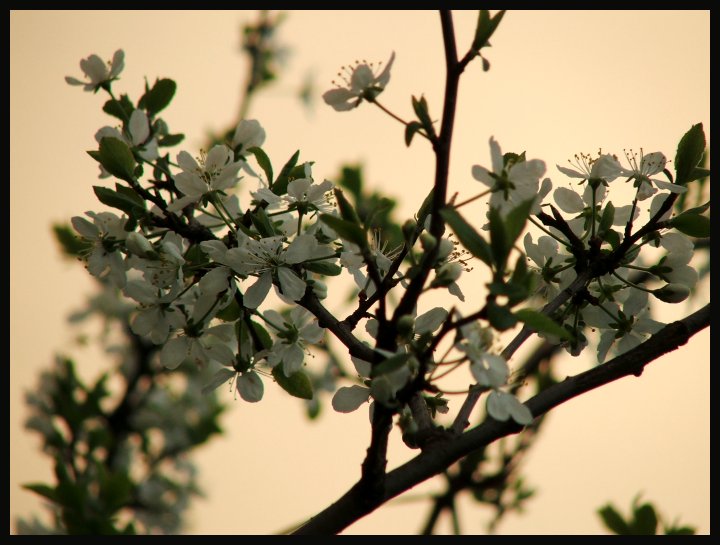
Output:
[{"xmin": 18, "ymin": 11, "xmax": 709, "ymax": 535}]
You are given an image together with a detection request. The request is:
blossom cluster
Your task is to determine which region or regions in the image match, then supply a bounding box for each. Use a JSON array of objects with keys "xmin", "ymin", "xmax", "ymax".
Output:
[{"xmin": 67, "ymin": 48, "xmax": 705, "ymax": 428}]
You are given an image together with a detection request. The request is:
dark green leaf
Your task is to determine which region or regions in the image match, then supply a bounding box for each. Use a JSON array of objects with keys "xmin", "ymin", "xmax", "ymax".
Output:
[
  {"xmin": 487, "ymin": 301, "xmax": 517, "ymax": 331},
  {"xmin": 665, "ymin": 526, "xmax": 696, "ymax": 535},
  {"xmin": 515, "ymin": 308, "xmax": 572, "ymax": 341},
  {"xmin": 95, "ymin": 137, "xmax": 136, "ymax": 182},
  {"xmin": 216, "ymin": 298, "xmax": 242, "ymax": 321},
  {"xmin": 504, "ymin": 198, "xmax": 534, "ymax": 250},
  {"xmin": 670, "ymin": 213, "xmax": 710, "ymax": 237},
  {"xmin": 22, "ymin": 483, "xmax": 58, "ymax": 503},
  {"xmin": 631, "ymin": 503, "xmax": 658, "ymax": 535},
  {"xmin": 333, "ymin": 187, "xmax": 362, "ymax": 225},
  {"xmin": 320, "ymin": 214, "xmax": 367, "ymax": 247},
  {"xmin": 338, "ymin": 165, "xmax": 363, "ymax": 199},
  {"xmin": 102, "ymin": 94, "xmax": 134, "ymax": 121},
  {"xmin": 247, "ymin": 146, "xmax": 273, "ymax": 183},
  {"xmin": 93, "ymin": 186, "xmax": 144, "ymax": 216},
  {"xmin": 598, "ymin": 202, "xmax": 615, "ymax": 236},
  {"xmin": 472, "ymin": 9, "xmax": 506, "ymax": 51},
  {"xmin": 158, "ymin": 133, "xmax": 185, "ymax": 147},
  {"xmin": 598, "ymin": 504, "xmax": 632, "ymax": 535},
  {"xmin": 304, "ymin": 261, "xmax": 342, "ymax": 276},
  {"xmin": 686, "ymin": 166, "xmax": 710, "ymax": 184},
  {"xmin": 405, "ymin": 121, "xmax": 423, "ymax": 147},
  {"xmin": 271, "ymin": 150, "xmax": 300, "ymax": 196},
  {"xmin": 272, "ymin": 366, "xmax": 314, "ymax": 399},
  {"xmin": 249, "ymin": 207, "xmax": 277, "ymax": 237},
  {"xmin": 138, "ymin": 78, "xmax": 176, "ymax": 115},
  {"xmin": 440, "ymin": 207, "xmax": 493, "ymax": 267},
  {"xmin": 488, "ymin": 207, "xmax": 508, "ymax": 273},
  {"xmin": 674, "ymin": 123, "xmax": 706, "ymax": 186},
  {"xmin": 250, "ymin": 320, "xmax": 273, "ymax": 350},
  {"xmin": 53, "ymin": 224, "xmax": 93, "ymax": 257},
  {"xmin": 370, "ymin": 353, "xmax": 411, "ymax": 378}
]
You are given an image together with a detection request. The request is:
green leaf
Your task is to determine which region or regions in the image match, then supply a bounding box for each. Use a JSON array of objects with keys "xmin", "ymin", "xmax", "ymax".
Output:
[
  {"xmin": 598, "ymin": 201, "xmax": 615, "ymax": 236},
  {"xmin": 333, "ymin": 187, "xmax": 362, "ymax": 225},
  {"xmin": 53, "ymin": 224, "xmax": 93, "ymax": 257},
  {"xmin": 487, "ymin": 301, "xmax": 517, "ymax": 331},
  {"xmin": 95, "ymin": 137, "xmax": 137, "ymax": 182},
  {"xmin": 674, "ymin": 123, "xmax": 706, "ymax": 186},
  {"xmin": 598, "ymin": 504, "xmax": 632, "ymax": 535},
  {"xmin": 320, "ymin": 214, "xmax": 367, "ymax": 247},
  {"xmin": 157, "ymin": 133, "xmax": 185, "ymax": 147},
  {"xmin": 405, "ymin": 121, "xmax": 423, "ymax": 147},
  {"xmin": 411, "ymin": 95, "xmax": 436, "ymax": 139},
  {"xmin": 515, "ymin": 308, "xmax": 572, "ymax": 341},
  {"xmin": 665, "ymin": 526, "xmax": 696, "ymax": 535},
  {"xmin": 472, "ymin": 9, "xmax": 506, "ymax": 51},
  {"xmin": 304, "ymin": 261, "xmax": 342, "ymax": 276},
  {"xmin": 631, "ymin": 503, "xmax": 658, "ymax": 535},
  {"xmin": 250, "ymin": 320, "xmax": 273, "ymax": 350},
  {"xmin": 669, "ymin": 212, "xmax": 710, "ymax": 237},
  {"xmin": 272, "ymin": 366, "xmax": 313, "ymax": 399},
  {"xmin": 504, "ymin": 198, "xmax": 534, "ymax": 250},
  {"xmin": 138, "ymin": 78, "xmax": 176, "ymax": 115},
  {"xmin": 92, "ymin": 186, "xmax": 143, "ymax": 217},
  {"xmin": 102, "ymin": 94, "xmax": 134, "ymax": 121},
  {"xmin": 249, "ymin": 207, "xmax": 277, "ymax": 237},
  {"xmin": 23, "ymin": 483, "xmax": 58, "ymax": 503},
  {"xmin": 271, "ymin": 150, "xmax": 300, "ymax": 196},
  {"xmin": 440, "ymin": 207, "xmax": 493, "ymax": 267},
  {"xmin": 370, "ymin": 353, "xmax": 411, "ymax": 378},
  {"xmin": 216, "ymin": 298, "xmax": 242, "ymax": 321},
  {"xmin": 247, "ymin": 146, "xmax": 273, "ymax": 183},
  {"xmin": 488, "ymin": 206, "xmax": 508, "ymax": 273},
  {"xmin": 338, "ymin": 165, "xmax": 363, "ymax": 199},
  {"xmin": 686, "ymin": 166, "xmax": 710, "ymax": 184}
]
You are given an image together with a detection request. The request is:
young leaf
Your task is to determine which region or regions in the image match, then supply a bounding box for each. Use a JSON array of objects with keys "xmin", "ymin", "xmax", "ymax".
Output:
[
  {"xmin": 272, "ymin": 366, "xmax": 314, "ymax": 400},
  {"xmin": 138, "ymin": 78, "xmax": 177, "ymax": 115},
  {"xmin": 440, "ymin": 207, "xmax": 493, "ymax": 267},
  {"xmin": 333, "ymin": 187, "xmax": 362, "ymax": 225},
  {"xmin": 598, "ymin": 504, "xmax": 632, "ymax": 535},
  {"xmin": 320, "ymin": 214, "xmax": 366, "ymax": 247},
  {"xmin": 93, "ymin": 186, "xmax": 144, "ymax": 216},
  {"xmin": 405, "ymin": 121, "xmax": 423, "ymax": 147},
  {"xmin": 674, "ymin": 123, "xmax": 706, "ymax": 186},
  {"xmin": 514, "ymin": 308, "xmax": 572, "ymax": 341},
  {"xmin": 102, "ymin": 94, "xmax": 134, "ymax": 121},
  {"xmin": 271, "ymin": 149, "xmax": 300, "ymax": 195},
  {"xmin": 304, "ymin": 261, "xmax": 342, "ymax": 276},
  {"xmin": 95, "ymin": 137, "xmax": 137, "ymax": 182},
  {"xmin": 247, "ymin": 146, "xmax": 273, "ymax": 183},
  {"xmin": 472, "ymin": 10, "xmax": 506, "ymax": 51},
  {"xmin": 669, "ymin": 212, "xmax": 710, "ymax": 237}
]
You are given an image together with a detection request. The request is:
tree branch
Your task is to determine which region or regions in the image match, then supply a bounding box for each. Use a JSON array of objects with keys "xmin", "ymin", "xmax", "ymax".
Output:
[{"xmin": 292, "ymin": 303, "xmax": 709, "ymax": 534}]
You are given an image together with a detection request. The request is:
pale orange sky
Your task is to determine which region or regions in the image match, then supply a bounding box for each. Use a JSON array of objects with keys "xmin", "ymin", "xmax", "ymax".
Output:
[{"xmin": 10, "ymin": 11, "xmax": 709, "ymax": 534}]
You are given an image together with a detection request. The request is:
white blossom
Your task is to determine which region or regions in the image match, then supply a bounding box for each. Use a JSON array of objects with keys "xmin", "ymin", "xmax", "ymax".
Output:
[
  {"xmin": 65, "ymin": 49, "xmax": 124, "ymax": 91},
  {"xmin": 323, "ymin": 52, "xmax": 395, "ymax": 111}
]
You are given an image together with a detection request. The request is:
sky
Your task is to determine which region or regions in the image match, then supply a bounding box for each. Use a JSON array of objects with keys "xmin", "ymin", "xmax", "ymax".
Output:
[{"xmin": 10, "ymin": 10, "xmax": 709, "ymax": 535}]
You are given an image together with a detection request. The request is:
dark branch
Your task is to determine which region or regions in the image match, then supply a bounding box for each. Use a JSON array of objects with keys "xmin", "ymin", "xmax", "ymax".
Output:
[{"xmin": 292, "ymin": 303, "xmax": 709, "ymax": 534}]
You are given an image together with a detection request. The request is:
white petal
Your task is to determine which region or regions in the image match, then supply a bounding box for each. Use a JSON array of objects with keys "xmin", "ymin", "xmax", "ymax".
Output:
[
  {"xmin": 71, "ymin": 216, "xmax": 100, "ymax": 239},
  {"xmin": 554, "ymin": 187, "xmax": 585, "ymax": 214},
  {"xmin": 237, "ymin": 371, "xmax": 264, "ymax": 402},
  {"xmin": 277, "ymin": 267, "xmax": 307, "ymax": 300},
  {"xmin": 282, "ymin": 344, "xmax": 305, "ymax": 376},
  {"xmin": 161, "ymin": 337, "xmax": 189, "ymax": 369},
  {"xmin": 129, "ymin": 109, "xmax": 150, "ymax": 145},
  {"xmin": 243, "ymin": 271, "xmax": 272, "ymax": 309},
  {"xmin": 351, "ymin": 356, "xmax": 372, "ymax": 378},
  {"xmin": 332, "ymin": 385, "xmax": 370, "ymax": 413},
  {"xmin": 202, "ymin": 368, "xmax": 236, "ymax": 395},
  {"xmin": 415, "ymin": 307, "xmax": 448, "ymax": 335}
]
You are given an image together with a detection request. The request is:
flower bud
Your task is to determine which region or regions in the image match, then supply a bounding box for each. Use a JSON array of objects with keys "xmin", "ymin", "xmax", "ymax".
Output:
[
  {"xmin": 652, "ymin": 283, "xmax": 690, "ymax": 304},
  {"xmin": 396, "ymin": 314, "xmax": 416, "ymax": 338},
  {"xmin": 432, "ymin": 262, "xmax": 462, "ymax": 287},
  {"xmin": 125, "ymin": 232, "xmax": 156, "ymax": 258},
  {"xmin": 419, "ymin": 232, "xmax": 437, "ymax": 252},
  {"xmin": 402, "ymin": 219, "xmax": 417, "ymax": 241}
]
